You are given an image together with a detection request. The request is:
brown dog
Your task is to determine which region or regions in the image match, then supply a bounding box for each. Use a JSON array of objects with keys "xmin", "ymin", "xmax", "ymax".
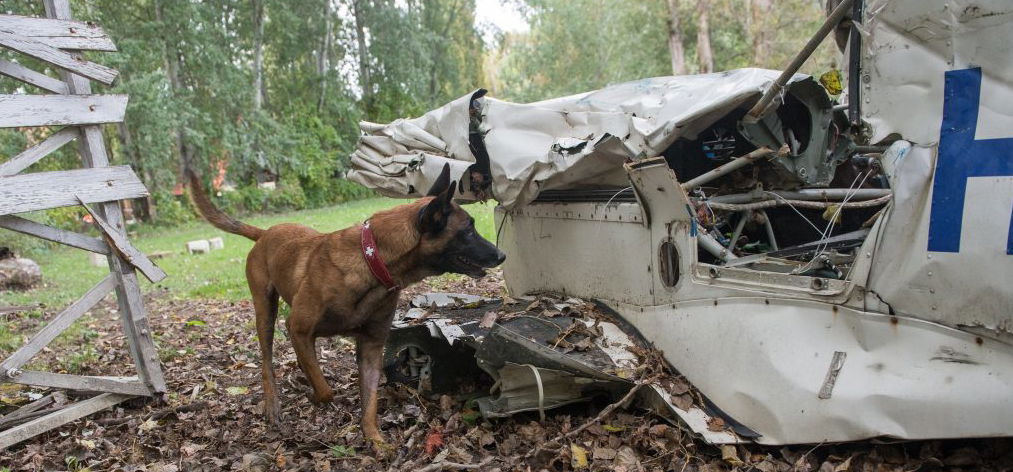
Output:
[{"xmin": 188, "ymin": 165, "xmax": 504, "ymax": 447}]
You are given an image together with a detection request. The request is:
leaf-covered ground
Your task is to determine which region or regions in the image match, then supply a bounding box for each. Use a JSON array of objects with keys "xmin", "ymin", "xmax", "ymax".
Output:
[{"xmin": 1, "ymin": 271, "xmax": 1011, "ymax": 471}]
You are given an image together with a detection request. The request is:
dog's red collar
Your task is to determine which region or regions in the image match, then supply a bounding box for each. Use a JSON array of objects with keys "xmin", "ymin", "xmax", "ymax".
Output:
[{"xmin": 361, "ymin": 221, "xmax": 400, "ymax": 292}]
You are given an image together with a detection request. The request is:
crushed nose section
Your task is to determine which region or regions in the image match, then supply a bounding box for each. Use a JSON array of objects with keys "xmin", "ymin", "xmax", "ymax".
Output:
[{"xmin": 385, "ymin": 292, "xmax": 754, "ymax": 445}]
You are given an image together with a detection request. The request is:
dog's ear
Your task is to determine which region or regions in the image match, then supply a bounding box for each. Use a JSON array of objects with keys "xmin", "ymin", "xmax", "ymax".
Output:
[
  {"xmin": 426, "ymin": 164, "xmax": 452, "ymax": 196},
  {"xmin": 419, "ymin": 179, "xmax": 457, "ymax": 234}
]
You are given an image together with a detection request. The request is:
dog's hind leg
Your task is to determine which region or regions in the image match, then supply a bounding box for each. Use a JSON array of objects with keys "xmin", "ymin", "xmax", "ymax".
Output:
[
  {"xmin": 252, "ymin": 284, "xmax": 282, "ymax": 428},
  {"xmin": 287, "ymin": 298, "xmax": 334, "ymax": 404}
]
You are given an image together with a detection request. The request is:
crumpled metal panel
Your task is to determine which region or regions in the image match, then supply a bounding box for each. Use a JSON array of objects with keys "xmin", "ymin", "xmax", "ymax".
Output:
[
  {"xmin": 860, "ymin": 0, "xmax": 1013, "ymax": 337},
  {"xmin": 350, "ymin": 68, "xmax": 809, "ymax": 208},
  {"xmin": 866, "ymin": 142, "xmax": 1013, "ymax": 336},
  {"xmin": 861, "ymin": 0, "xmax": 1013, "ymax": 145},
  {"xmin": 611, "ymin": 298, "xmax": 1013, "ymax": 445}
]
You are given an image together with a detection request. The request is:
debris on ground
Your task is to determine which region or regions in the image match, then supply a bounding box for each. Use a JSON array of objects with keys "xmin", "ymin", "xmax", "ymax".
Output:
[{"xmin": 1, "ymin": 270, "xmax": 1011, "ymax": 471}]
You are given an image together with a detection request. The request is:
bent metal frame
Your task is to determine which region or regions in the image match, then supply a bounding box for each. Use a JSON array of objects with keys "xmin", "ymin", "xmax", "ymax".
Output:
[{"xmin": 0, "ymin": 0, "xmax": 166, "ymax": 449}]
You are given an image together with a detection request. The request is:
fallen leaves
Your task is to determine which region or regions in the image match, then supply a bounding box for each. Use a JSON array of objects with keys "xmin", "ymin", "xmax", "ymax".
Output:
[
  {"xmin": 1, "ymin": 283, "xmax": 1011, "ymax": 472},
  {"xmin": 424, "ymin": 427, "xmax": 444, "ymax": 456}
]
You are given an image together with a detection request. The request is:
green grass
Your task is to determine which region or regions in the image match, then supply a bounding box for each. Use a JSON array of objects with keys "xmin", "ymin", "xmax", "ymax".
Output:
[{"xmin": 1, "ymin": 198, "xmax": 498, "ymax": 307}]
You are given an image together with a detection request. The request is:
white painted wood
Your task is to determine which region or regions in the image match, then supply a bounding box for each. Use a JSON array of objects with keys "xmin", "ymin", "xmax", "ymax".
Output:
[
  {"xmin": 9, "ymin": 372, "xmax": 149, "ymax": 396},
  {"xmin": 0, "ymin": 215, "xmax": 109, "ymax": 255},
  {"xmin": 0, "ymin": 15, "xmax": 116, "ymax": 51},
  {"xmin": 0, "ymin": 393, "xmax": 133, "ymax": 450},
  {"xmin": 80, "ymin": 201, "xmax": 166, "ymax": 283},
  {"xmin": 0, "ymin": 59, "xmax": 68, "ymax": 94},
  {"xmin": 0, "ymin": 127, "xmax": 77, "ymax": 176},
  {"xmin": 186, "ymin": 239, "xmax": 210, "ymax": 254},
  {"xmin": 0, "ymin": 30, "xmax": 117, "ymax": 84},
  {"xmin": 0, "ymin": 94, "xmax": 127, "ymax": 128},
  {"xmin": 208, "ymin": 237, "xmax": 224, "ymax": 250},
  {"xmin": 0, "ymin": 166, "xmax": 148, "ymax": 215},
  {"xmin": 0, "ymin": 275, "xmax": 115, "ymax": 374}
]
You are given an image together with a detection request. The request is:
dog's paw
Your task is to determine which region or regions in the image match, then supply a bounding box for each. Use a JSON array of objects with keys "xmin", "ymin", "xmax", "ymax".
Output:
[
  {"xmin": 368, "ymin": 436, "xmax": 394, "ymax": 458},
  {"xmin": 310, "ymin": 388, "xmax": 335, "ymax": 404}
]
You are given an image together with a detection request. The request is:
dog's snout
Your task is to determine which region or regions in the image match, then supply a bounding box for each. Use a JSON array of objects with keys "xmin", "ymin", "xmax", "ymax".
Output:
[{"xmin": 495, "ymin": 249, "xmax": 506, "ymax": 265}]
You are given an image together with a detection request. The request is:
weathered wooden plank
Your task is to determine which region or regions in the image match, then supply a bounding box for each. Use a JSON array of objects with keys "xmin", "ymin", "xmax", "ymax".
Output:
[
  {"xmin": 0, "ymin": 215, "xmax": 109, "ymax": 255},
  {"xmin": 0, "ymin": 30, "xmax": 117, "ymax": 84},
  {"xmin": 80, "ymin": 201, "xmax": 166, "ymax": 283},
  {"xmin": 0, "ymin": 392, "xmax": 63, "ymax": 430},
  {"xmin": 0, "ymin": 166, "xmax": 147, "ymax": 216},
  {"xmin": 0, "ymin": 15, "xmax": 116, "ymax": 51},
  {"xmin": 41, "ymin": 0, "xmax": 167, "ymax": 395},
  {"xmin": 0, "ymin": 393, "xmax": 133, "ymax": 450},
  {"xmin": 0, "ymin": 127, "xmax": 77, "ymax": 176},
  {"xmin": 0, "ymin": 94, "xmax": 127, "ymax": 128},
  {"xmin": 7, "ymin": 372, "xmax": 150, "ymax": 396},
  {"xmin": 0, "ymin": 59, "xmax": 68, "ymax": 94},
  {"xmin": 0, "ymin": 275, "xmax": 115, "ymax": 375}
]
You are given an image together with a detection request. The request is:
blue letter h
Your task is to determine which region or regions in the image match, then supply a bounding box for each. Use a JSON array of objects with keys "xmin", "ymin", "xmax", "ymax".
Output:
[{"xmin": 928, "ymin": 67, "xmax": 1013, "ymax": 254}]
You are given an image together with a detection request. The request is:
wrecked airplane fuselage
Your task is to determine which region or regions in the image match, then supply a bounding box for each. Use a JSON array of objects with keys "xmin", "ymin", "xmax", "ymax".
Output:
[{"xmin": 351, "ymin": 0, "xmax": 1013, "ymax": 445}]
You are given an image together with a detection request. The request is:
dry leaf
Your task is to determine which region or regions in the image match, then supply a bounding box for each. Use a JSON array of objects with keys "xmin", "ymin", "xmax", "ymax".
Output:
[
  {"xmin": 707, "ymin": 416, "xmax": 726, "ymax": 432},
  {"xmin": 570, "ymin": 444, "xmax": 589, "ymax": 469},
  {"xmin": 721, "ymin": 445, "xmax": 745, "ymax": 466}
]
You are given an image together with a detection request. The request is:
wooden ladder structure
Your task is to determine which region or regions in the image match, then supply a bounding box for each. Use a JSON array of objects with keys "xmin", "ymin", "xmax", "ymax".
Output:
[{"xmin": 0, "ymin": 0, "xmax": 166, "ymax": 449}]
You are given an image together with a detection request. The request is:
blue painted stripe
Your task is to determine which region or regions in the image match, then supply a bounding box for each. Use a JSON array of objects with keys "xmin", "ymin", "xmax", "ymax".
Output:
[{"xmin": 928, "ymin": 68, "xmax": 1013, "ymax": 253}]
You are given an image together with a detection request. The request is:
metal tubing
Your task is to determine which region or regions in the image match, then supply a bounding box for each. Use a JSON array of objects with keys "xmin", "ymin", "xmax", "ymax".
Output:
[
  {"xmin": 681, "ymin": 147, "xmax": 773, "ymax": 191},
  {"xmin": 728, "ymin": 210, "xmax": 749, "ymax": 251},
  {"xmin": 708, "ymin": 188, "xmax": 890, "ymax": 205},
  {"xmin": 848, "ymin": 0, "xmax": 864, "ymax": 127},
  {"xmin": 746, "ymin": 0, "xmax": 855, "ymax": 120},
  {"xmin": 759, "ymin": 209, "xmax": 779, "ymax": 251},
  {"xmin": 699, "ymin": 230, "xmax": 739, "ymax": 262}
]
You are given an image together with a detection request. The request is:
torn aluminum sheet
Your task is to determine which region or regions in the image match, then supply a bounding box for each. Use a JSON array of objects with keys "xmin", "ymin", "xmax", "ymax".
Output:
[
  {"xmin": 367, "ymin": 0, "xmax": 1012, "ymax": 447},
  {"xmin": 384, "ymin": 294, "xmax": 748, "ymax": 444},
  {"xmin": 350, "ymin": 68, "xmax": 832, "ymax": 209}
]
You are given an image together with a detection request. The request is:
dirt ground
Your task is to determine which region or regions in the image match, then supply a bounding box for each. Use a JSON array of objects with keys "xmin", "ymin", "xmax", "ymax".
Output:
[{"xmin": 1, "ymin": 271, "xmax": 1011, "ymax": 471}]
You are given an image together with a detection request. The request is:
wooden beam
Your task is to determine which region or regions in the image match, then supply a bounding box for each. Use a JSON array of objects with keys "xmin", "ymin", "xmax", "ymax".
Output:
[
  {"xmin": 0, "ymin": 30, "xmax": 117, "ymax": 85},
  {"xmin": 0, "ymin": 15, "xmax": 116, "ymax": 51},
  {"xmin": 0, "ymin": 59, "xmax": 68, "ymax": 94},
  {"xmin": 0, "ymin": 215, "xmax": 109, "ymax": 255},
  {"xmin": 0, "ymin": 392, "xmax": 66, "ymax": 431},
  {"xmin": 0, "ymin": 127, "xmax": 77, "ymax": 176},
  {"xmin": 44, "ymin": 0, "xmax": 166, "ymax": 396},
  {"xmin": 0, "ymin": 94, "xmax": 127, "ymax": 128},
  {"xmin": 0, "ymin": 275, "xmax": 115, "ymax": 375},
  {"xmin": 0, "ymin": 393, "xmax": 134, "ymax": 450},
  {"xmin": 80, "ymin": 201, "xmax": 166, "ymax": 283},
  {"xmin": 0, "ymin": 166, "xmax": 148, "ymax": 216},
  {"xmin": 7, "ymin": 372, "xmax": 150, "ymax": 396}
]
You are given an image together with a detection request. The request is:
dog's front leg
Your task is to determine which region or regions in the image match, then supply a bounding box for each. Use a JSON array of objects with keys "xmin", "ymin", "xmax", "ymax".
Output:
[
  {"xmin": 355, "ymin": 333, "xmax": 388, "ymax": 447},
  {"xmin": 287, "ymin": 301, "xmax": 334, "ymax": 404}
]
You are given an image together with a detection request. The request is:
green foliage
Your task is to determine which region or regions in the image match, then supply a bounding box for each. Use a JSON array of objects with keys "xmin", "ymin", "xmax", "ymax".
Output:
[
  {"xmin": 491, "ymin": 0, "xmax": 838, "ymax": 103},
  {"xmin": 1, "ymin": 0, "xmax": 485, "ymax": 225},
  {"xmin": 329, "ymin": 444, "xmax": 356, "ymax": 457},
  {"xmin": 151, "ymin": 192, "xmax": 196, "ymax": 228}
]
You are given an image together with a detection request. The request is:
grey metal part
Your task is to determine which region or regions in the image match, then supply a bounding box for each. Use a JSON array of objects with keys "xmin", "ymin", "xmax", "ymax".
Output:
[{"xmin": 737, "ymin": 78, "xmax": 848, "ymax": 187}]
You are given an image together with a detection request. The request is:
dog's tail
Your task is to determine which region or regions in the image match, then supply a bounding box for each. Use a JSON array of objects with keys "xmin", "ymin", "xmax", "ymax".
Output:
[{"xmin": 186, "ymin": 169, "xmax": 264, "ymax": 241}]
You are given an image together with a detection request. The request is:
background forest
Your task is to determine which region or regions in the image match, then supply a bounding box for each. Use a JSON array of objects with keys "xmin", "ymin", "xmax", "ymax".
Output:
[{"xmin": 0, "ymin": 0, "xmax": 836, "ymax": 227}]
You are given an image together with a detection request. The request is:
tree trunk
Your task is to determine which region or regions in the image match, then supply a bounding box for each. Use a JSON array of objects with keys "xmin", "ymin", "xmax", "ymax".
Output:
[
  {"xmin": 665, "ymin": 0, "xmax": 686, "ymax": 75},
  {"xmin": 317, "ymin": 0, "xmax": 333, "ymax": 112},
  {"xmin": 352, "ymin": 0, "xmax": 372, "ymax": 111},
  {"xmin": 154, "ymin": 0, "xmax": 193, "ymax": 182},
  {"xmin": 115, "ymin": 122, "xmax": 156, "ymax": 222},
  {"xmin": 696, "ymin": 0, "xmax": 713, "ymax": 73},
  {"xmin": 252, "ymin": 0, "xmax": 265, "ymax": 111},
  {"xmin": 750, "ymin": 0, "xmax": 775, "ymax": 66}
]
